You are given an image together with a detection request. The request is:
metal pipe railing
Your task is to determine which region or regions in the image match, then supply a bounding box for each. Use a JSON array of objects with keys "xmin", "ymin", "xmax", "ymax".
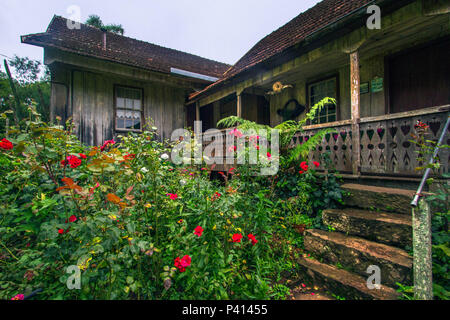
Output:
[
  {"xmin": 411, "ymin": 113, "xmax": 450, "ymax": 207},
  {"xmin": 411, "ymin": 113, "xmax": 449, "ymax": 300}
]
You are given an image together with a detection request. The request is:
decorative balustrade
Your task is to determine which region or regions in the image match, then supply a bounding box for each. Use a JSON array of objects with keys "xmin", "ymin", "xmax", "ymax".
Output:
[
  {"xmin": 199, "ymin": 106, "xmax": 449, "ymax": 177},
  {"xmin": 291, "ymin": 106, "xmax": 449, "ymax": 177}
]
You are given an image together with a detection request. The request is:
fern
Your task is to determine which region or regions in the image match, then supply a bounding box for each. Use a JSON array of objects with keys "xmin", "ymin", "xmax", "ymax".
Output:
[
  {"xmin": 275, "ymin": 97, "xmax": 336, "ymax": 147},
  {"xmin": 217, "ymin": 116, "xmax": 271, "ymax": 135},
  {"xmin": 215, "ymin": 97, "xmax": 337, "ymax": 161},
  {"xmin": 286, "ymin": 127, "xmax": 337, "ymax": 165}
]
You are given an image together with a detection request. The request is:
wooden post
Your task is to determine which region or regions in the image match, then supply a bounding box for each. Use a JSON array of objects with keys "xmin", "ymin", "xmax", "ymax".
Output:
[
  {"xmin": 195, "ymin": 102, "xmax": 200, "ymax": 121},
  {"xmin": 350, "ymin": 51, "xmax": 361, "ymax": 176},
  {"xmin": 236, "ymin": 92, "xmax": 242, "ymax": 118},
  {"xmin": 412, "ymin": 199, "xmax": 433, "ymax": 300}
]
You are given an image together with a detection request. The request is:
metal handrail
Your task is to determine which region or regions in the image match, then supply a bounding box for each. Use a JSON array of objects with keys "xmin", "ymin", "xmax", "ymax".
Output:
[{"xmin": 411, "ymin": 113, "xmax": 450, "ymax": 207}]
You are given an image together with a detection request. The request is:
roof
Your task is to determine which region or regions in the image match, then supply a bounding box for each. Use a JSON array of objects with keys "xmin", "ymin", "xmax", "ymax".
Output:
[
  {"xmin": 21, "ymin": 15, "xmax": 230, "ymax": 79},
  {"xmin": 189, "ymin": 0, "xmax": 375, "ymax": 100}
]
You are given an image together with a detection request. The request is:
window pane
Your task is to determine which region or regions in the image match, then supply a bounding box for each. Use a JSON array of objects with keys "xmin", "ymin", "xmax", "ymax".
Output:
[
  {"xmin": 309, "ymin": 77, "xmax": 337, "ymax": 124},
  {"xmin": 117, "ymin": 97, "xmax": 125, "ymax": 108},
  {"xmin": 125, "ymin": 98, "xmax": 133, "ymax": 109},
  {"xmin": 133, "ymin": 99, "xmax": 141, "ymax": 110},
  {"xmin": 116, "ymin": 117, "xmax": 125, "ymax": 129},
  {"xmin": 115, "ymin": 86, "xmax": 142, "ymax": 130},
  {"xmin": 125, "ymin": 118, "xmax": 134, "ymax": 129},
  {"xmin": 134, "ymin": 119, "xmax": 141, "ymax": 130}
]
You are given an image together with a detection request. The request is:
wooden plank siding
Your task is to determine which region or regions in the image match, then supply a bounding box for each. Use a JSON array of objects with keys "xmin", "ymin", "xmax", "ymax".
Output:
[{"xmin": 51, "ymin": 65, "xmax": 188, "ymax": 146}]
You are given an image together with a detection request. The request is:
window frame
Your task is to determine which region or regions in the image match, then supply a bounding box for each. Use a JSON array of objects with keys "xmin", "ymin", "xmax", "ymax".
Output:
[
  {"xmin": 114, "ymin": 84, "xmax": 144, "ymax": 133},
  {"xmin": 306, "ymin": 75, "xmax": 339, "ymax": 125}
]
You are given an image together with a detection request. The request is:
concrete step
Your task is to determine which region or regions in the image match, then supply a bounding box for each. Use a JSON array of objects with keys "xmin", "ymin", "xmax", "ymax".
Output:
[
  {"xmin": 322, "ymin": 208, "xmax": 412, "ymax": 248},
  {"xmin": 304, "ymin": 229, "xmax": 412, "ymax": 287},
  {"xmin": 341, "ymin": 183, "xmax": 415, "ymax": 214},
  {"xmin": 297, "ymin": 256, "xmax": 401, "ymax": 300}
]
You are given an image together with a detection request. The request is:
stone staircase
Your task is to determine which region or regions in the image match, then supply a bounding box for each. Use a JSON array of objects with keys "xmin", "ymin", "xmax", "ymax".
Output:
[{"xmin": 297, "ymin": 183, "xmax": 415, "ymax": 300}]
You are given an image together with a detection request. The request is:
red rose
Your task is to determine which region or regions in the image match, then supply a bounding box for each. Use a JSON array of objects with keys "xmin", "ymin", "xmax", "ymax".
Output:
[
  {"xmin": 247, "ymin": 234, "xmax": 258, "ymax": 245},
  {"xmin": 69, "ymin": 157, "xmax": 82, "ymax": 168},
  {"xmin": 300, "ymin": 161, "xmax": 309, "ymax": 172},
  {"xmin": 68, "ymin": 215, "xmax": 77, "ymax": 223},
  {"xmin": 174, "ymin": 257, "xmax": 184, "ymax": 272},
  {"xmin": 232, "ymin": 233, "xmax": 243, "ymax": 243},
  {"xmin": 167, "ymin": 193, "xmax": 178, "ymax": 200},
  {"xmin": 58, "ymin": 229, "xmax": 64, "ymax": 234},
  {"xmin": 79, "ymin": 153, "xmax": 87, "ymax": 159},
  {"xmin": 194, "ymin": 226, "xmax": 204, "ymax": 237},
  {"xmin": 180, "ymin": 255, "xmax": 191, "ymax": 268},
  {"xmin": 100, "ymin": 139, "xmax": 115, "ymax": 152},
  {"xmin": 61, "ymin": 155, "xmax": 82, "ymax": 168},
  {"xmin": 313, "ymin": 161, "xmax": 320, "ymax": 168},
  {"xmin": 0, "ymin": 138, "xmax": 13, "ymax": 150},
  {"xmin": 174, "ymin": 255, "xmax": 191, "ymax": 272}
]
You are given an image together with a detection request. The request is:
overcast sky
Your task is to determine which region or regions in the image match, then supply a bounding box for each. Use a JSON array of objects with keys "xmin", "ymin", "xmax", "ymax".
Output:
[{"xmin": 1, "ymin": 0, "xmax": 321, "ymax": 68}]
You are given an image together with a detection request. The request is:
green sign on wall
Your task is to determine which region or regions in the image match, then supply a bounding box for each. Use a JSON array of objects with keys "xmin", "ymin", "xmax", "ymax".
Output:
[{"xmin": 371, "ymin": 77, "xmax": 383, "ymax": 93}]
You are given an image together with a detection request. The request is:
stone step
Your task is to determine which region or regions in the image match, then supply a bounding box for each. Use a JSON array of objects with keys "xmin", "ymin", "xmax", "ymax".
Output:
[
  {"xmin": 297, "ymin": 256, "xmax": 401, "ymax": 300},
  {"xmin": 341, "ymin": 183, "xmax": 415, "ymax": 214},
  {"xmin": 304, "ymin": 229, "xmax": 412, "ymax": 287},
  {"xmin": 322, "ymin": 208, "xmax": 412, "ymax": 248}
]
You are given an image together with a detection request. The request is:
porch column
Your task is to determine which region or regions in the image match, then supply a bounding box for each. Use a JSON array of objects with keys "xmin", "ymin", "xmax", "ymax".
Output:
[
  {"xmin": 350, "ymin": 51, "xmax": 361, "ymax": 176},
  {"xmin": 195, "ymin": 101, "xmax": 200, "ymax": 121},
  {"xmin": 236, "ymin": 91, "xmax": 242, "ymax": 118}
]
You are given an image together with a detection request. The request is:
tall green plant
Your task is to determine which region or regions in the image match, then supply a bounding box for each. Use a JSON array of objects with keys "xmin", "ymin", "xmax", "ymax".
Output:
[{"xmin": 217, "ymin": 97, "xmax": 337, "ymax": 167}]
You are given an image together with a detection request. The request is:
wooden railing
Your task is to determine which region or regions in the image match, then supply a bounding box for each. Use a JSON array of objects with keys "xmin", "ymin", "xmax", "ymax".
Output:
[
  {"xmin": 290, "ymin": 105, "xmax": 450, "ymax": 177},
  {"xmin": 199, "ymin": 106, "xmax": 449, "ymax": 176}
]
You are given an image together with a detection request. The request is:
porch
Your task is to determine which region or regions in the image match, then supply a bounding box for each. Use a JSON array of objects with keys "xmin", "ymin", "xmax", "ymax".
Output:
[{"xmin": 190, "ymin": 1, "xmax": 449, "ymax": 179}]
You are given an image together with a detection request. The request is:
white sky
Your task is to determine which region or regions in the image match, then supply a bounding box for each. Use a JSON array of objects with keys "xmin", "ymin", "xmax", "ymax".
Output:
[{"xmin": 0, "ymin": 0, "xmax": 321, "ymax": 68}]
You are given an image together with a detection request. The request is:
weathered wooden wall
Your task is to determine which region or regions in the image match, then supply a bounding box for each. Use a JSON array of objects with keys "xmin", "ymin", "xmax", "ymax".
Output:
[{"xmin": 50, "ymin": 64, "xmax": 187, "ymax": 146}]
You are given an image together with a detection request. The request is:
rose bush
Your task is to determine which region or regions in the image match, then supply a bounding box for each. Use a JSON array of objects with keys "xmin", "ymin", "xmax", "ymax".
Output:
[{"xmin": 0, "ymin": 107, "xmax": 341, "ymax": 300}]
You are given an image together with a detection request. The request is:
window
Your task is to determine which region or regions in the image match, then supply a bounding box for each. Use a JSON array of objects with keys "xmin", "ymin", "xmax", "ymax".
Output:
[
  {"xmin": 307, "ymin": 77, "xmax": 337, "ymax": 124},
  {"xmin": 115, "ymin": 86, "xmax": 143, "ymax": 131}
]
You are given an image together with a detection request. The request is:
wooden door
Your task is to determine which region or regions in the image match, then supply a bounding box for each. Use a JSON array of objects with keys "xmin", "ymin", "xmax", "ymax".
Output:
[{"xmin": 388, "ymin": 38, "xmax": 450, "ymax": 113}]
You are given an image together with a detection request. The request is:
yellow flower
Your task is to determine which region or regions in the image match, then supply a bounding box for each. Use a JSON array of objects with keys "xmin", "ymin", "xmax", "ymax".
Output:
[
  {"xmin": 236, "ymin": 227, "xmax": 242, "ymax": 232},
  {"xmin": 78, "ymin": 257, "xmax": 92, "ymax": 271},
  {"xmin": 212, "ymin": 225, "xmax": 217, "ymax": 230},
  {"xmin": 108, "ymin": 214, "xmax": 117, "ymax": 220},
  {"xmin": 219, "ymin": 212, "xmax": 224, "ymax": 216},
  {"xmin": 227, "ymin": 219, "xmax": 231, "ymax": 225},
  {"xmin": 144, "ymin": 203, "xmax": 152, "ymax": 208},
  {"xmin": 242, "ymin": 260, "xmax": 247, "ymax": 264},
  {"xmin": 281, "ymin": 224, "xmax": 286, "ymax": 229}
]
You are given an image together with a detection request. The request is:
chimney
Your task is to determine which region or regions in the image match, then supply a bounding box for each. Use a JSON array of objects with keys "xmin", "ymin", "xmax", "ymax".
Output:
[{"xmin": 100, "ymin": 27, "xmax": 107, "ymax": 50}]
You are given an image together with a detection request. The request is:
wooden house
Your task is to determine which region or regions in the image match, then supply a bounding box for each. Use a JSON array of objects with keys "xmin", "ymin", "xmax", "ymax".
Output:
[
  {"xmin": 21, "ymin": 15, "xmax": 230, "ymax": 145},
  {"xmin": 187, "ymin": 0, "xmax": 450, "ymax": 182}
]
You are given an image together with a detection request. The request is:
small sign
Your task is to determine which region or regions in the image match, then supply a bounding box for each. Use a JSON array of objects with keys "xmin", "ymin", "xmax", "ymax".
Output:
[
  {"xmin": 371, "ymin": 77, "xmax": 383, "ymax": 93},
  {"xmin": 360, "ymin": 82, "xmax": 369, "ymax": 94}
]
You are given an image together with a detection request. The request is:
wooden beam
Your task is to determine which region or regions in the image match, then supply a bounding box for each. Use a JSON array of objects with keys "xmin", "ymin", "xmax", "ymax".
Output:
[
  {"xmin": 236, "ymin": 92, "xmax": 242, "ymax": 118},
  {"xmin": 350, "ymin": 50, "xmax": 361, "ymax": 176},
  {"xmin": 195, "ymin": 102, "xmax": 200, "ymax": 121}
]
